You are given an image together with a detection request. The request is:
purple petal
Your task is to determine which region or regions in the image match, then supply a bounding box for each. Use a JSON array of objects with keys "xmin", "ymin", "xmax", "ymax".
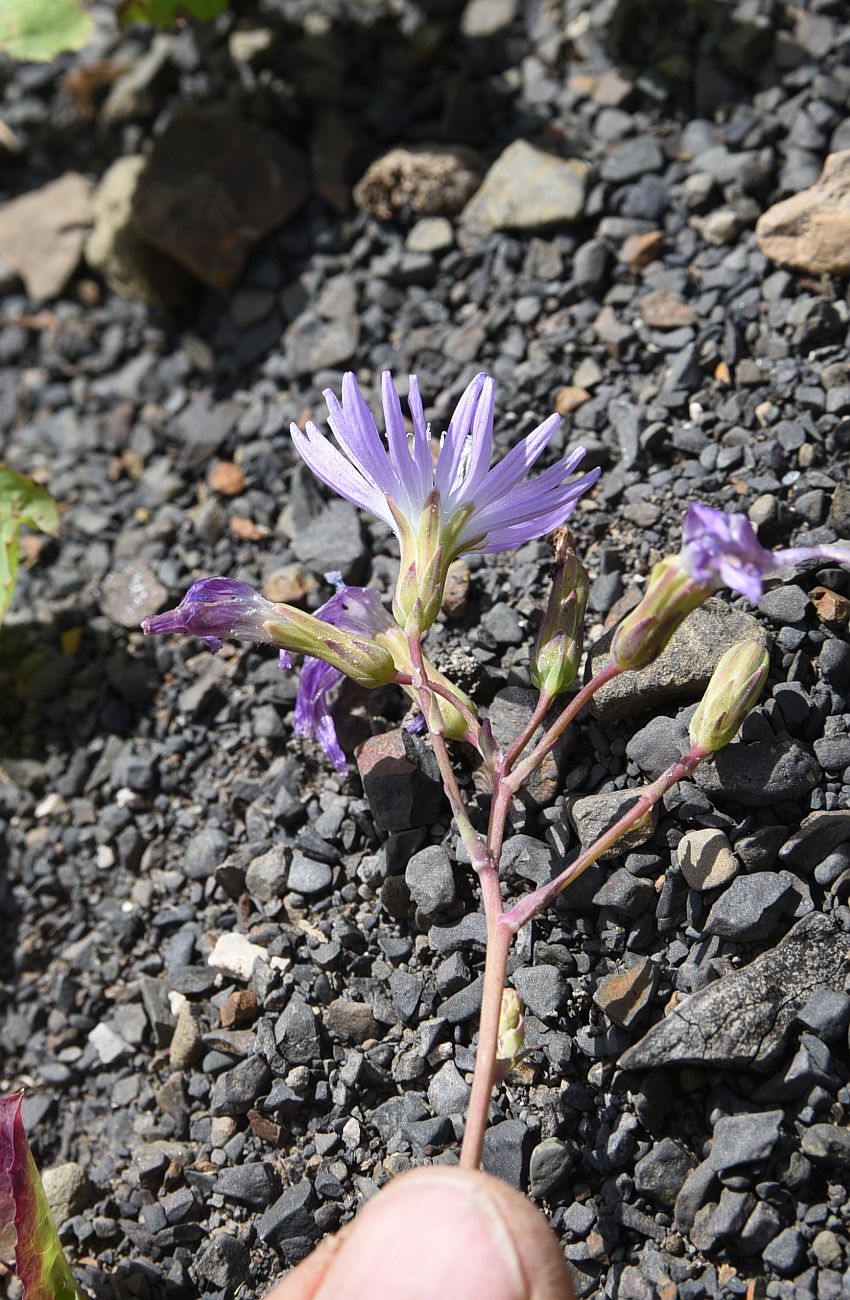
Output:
[
  {"xmin": 381, "ymin": 372, "xmax": 423, "ymax": 515},
  {"xmin": 141, "ymin": 578, "xmax": 274, "ymax": 644},
  {"xmin": 290, "ymin": 421, "xmax": 394, "ymax": 525},
  {"xmin": 451, "ymin": 375, "xmax": 495, "ymax": 505},
  {"xmin": 469, "ymin": 415, "xmax": 562, "ymax": 511},
  {"xmin": 435, "ymin": 373, "xmax": 488, "ymax": 499},
  {"xmin": 324, "ymin": 374, "xmax": 397, "ymax": 495},
  {"xmin": 293, "ymin": 656, "xmax": 348, "ymax": 772},
  {"xmin": 406, "ymin": 374, "xmax": 434, "ymax": 490},
  {"xmin": 470, "ymin": 463, "xmax": 600, "ymax": 538}
]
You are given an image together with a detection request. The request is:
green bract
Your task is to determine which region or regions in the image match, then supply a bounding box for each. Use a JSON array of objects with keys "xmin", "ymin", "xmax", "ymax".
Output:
[{"xmin": 0, "ymin": 467, "xmax": 58, "ymax": 626}]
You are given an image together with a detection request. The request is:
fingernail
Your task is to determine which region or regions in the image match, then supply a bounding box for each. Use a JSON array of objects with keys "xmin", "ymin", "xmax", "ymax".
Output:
[{"xmin": 314, "ymin": 1170, "xmax": 528, "ymax": 1300}]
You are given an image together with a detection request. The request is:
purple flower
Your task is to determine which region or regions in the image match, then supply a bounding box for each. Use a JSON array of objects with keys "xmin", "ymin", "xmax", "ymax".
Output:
[
  {"xmin": 291, "ymin": 372, "xmax": 600, "ymax": 628},
  {"xmin": 141, "ymin": 578, "xmax": 277, "ymax": 653},
  {"xmin": 292, "ymin": 578, "xmax": 396, "ymax": 773},
  {"xmin": 680, "ymin": 503, "xmax": 850, "ymax": 604},
  {"xmin": 142, "ymin": 575, "xmax": 396, "ymax": 691}
]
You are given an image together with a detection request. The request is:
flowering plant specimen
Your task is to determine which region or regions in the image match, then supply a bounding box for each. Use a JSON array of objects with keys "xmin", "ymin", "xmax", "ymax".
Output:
[{"xmin": 142, "ymin": 371, "xmax": 850, "ymax": 1173}]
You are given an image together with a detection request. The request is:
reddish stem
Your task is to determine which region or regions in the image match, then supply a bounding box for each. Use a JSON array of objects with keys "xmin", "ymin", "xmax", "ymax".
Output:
[
  {"xmin": 501, "ymin": 746, "xmax": 706, "ymax": 934},
  {"xmin": 507, "ymin": 662, "xmax": 622, "ymax": 794}
]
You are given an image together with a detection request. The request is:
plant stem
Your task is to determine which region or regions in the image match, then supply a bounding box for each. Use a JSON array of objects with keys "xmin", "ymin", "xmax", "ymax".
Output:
[
  {"xmin": 500, "ymin": 745, "xmax": 706, "ymax": 934},
  {"xmin": 407, "ymin": 633, "xmax": 486, "ymax": 865},
  {"xmin": 394, "ymin": 669, "xmax": 482, "ymax": 747},
  {"xmin": 459, "ymin": 858, "xmax": 510, "ymax": 1170},
  {"xmin": 506, "ymin": 661, "xmax": 622, "ymax": 794},
  {"xmin": 501, "ymin": 690, "xmax": 552, "ymax": 773}
]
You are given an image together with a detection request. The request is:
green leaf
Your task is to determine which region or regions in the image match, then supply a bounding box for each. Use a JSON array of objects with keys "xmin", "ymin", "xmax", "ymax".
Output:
[
  {"xmin": 0, "ymin": 467, "xmax": 58, "ymax": 626},
  {"xmin": 0, "ymin": 1092, "xmax": 83, "ymax": 1300},
  {"xmin": 0, "ymin": 0, "xmax": 93, "ymax": 62},
  {"xmin": 119, "ymin": 0, "xmax": 229, "ymax": 26}
]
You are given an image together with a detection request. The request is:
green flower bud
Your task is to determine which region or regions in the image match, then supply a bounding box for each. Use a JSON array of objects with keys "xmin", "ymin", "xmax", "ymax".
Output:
[
  {"xmin": 531, "ymin": 528, "xmax": 589, "ymax": 698},
  {"xmin": 611, "ymin": 556, "xmax": 707, "ymax": 670},
  {"xmin": 689, "ymin": 640, "xmax": 770, "ymax": 754},
  {"xmin": 495, "ymin": 988, "xmax": 525, "ymax": 1082}
]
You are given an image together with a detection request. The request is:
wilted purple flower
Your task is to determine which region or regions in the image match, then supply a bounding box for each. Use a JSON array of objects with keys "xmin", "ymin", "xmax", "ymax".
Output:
[
  {"xmin": 141, "ymin": 576, "xmax": 395, "ymax": 689},
  {"xmin": 291, "ymin": 372, "xmax": 600, "ymax": 629},
  {"xmin": 680, "ymin": 503, "xmax": 850, "ymax": 604},
  {"xmin": 291, "ymin": 578, "xmax": 396, "ymax": 772},
  {"xmin": 613, "ymin": 502, "xmax": 850, "ymax": 670},
  {"xmin": 141, "ymin": 578, "xmax": 278, "ymax": 653}
]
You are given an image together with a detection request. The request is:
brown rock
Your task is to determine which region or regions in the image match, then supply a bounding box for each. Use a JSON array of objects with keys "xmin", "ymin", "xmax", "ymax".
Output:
[
  {"xmin": 0, "ymin": 173, "xmax": 91, "ymax": 300},
  {"xmin": 354, "ymin": 145, "xmax": 482, "ymax": 222},
  {"xmin": 594, "ymin": 956, "xmax": 658, "ymax": 1028},
  {"xmin": 229, "ymin": 516, "xmax": 266, "ymax": 542},
  {"xmin": 810, "ymin": 585, "xmax": 850, "ymax": 627},
  {"xmin": 209, "ymin": 461, "xmax": 244, "ymax": 496},
  {"xmin": 220, "ymin": 990, "xmax": 259, "ymax": 1030},
  {"xmin": 263, "ymin": 563, "xmax": 317, "ymax": 604},
  {"xmin": 756, "ymin": 150, "xmax": 850, "ymax": 276},
  {"xmin": 324, "ymin": 997, "xmax": 379, "ymax": 1044},
  {"xmin": 620, "ymin": 229, "xmax": 664, "ymax": 273},
  {"xmin": 169, "ymin": 1004, "xmax": 203, "ymax": 1070},
  {"xmin": 554, "ymin": 385, "xmax": 591, "ymax": 415},
  {"xmin": 132, "ymin": 109, "xmax": 309, "ymax": 291},
  {"xmin": 85, "ymin": 156, "xmax": 193, "ymax": 308},
  {"xmin": 442, "ymin": 560, "xmax": 470, "ymax": 619},
  {"xmin": 639, "ymin": 288, "xmax": 695, "ymax": 329},
  {"xmin": 248, "ymin": 1108, "xmax": 282, "ymax": 1144}
]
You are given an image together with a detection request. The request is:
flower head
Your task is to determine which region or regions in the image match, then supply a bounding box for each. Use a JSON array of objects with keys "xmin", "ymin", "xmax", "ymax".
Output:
[
  {"xmin": 680, "ymin": 502, "xmax": 850, "ymax": 604},
  {"xmin": 613, "ymin": 503, "xmax": 850, "ymax": 670},
  {"xmin": 141, "ymin": 576, "xmax": 396, "ymax": 688},
  {"xmin": 291, "ymin": 372, "xmax": 600, "ymax": 630},
  {"xmin": 141, "ymin": 578, "xmax": 279, "ymax": 653}
]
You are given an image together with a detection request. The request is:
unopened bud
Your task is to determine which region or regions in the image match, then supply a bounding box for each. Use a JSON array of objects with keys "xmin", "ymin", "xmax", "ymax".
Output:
[
  {"xmin": 611, "ymin": 556, "xmax": 707, "ymax": 670},
  {"xmin": 531, "ymin": 528, "xmax": 589, "ymax": 697},
  {"xmin": 689, "ymin": 640, "xmax": 770, "ymax": 754},
  {"xmin": 495, "ymin": 988, "xmax": 525, "ymax": 1082}
]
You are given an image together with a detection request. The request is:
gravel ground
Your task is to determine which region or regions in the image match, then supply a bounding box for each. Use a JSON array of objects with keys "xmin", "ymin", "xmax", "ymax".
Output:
[{"xmin": 1, "ymin": 1, "xmax": 850, "ymax": 1297}]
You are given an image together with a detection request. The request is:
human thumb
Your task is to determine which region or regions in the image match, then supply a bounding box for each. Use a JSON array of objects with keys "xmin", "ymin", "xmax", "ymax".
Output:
[{"xmin": 264, "ymin": 1165, "xmax": 575, "ymax": 1300}]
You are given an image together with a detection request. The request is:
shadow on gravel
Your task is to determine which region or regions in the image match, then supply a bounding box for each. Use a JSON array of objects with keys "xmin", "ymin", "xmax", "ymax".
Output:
[
  {"xmin": 0, "ymin": 617, "xmax": 158, "ymax": 764},
  {"xmin": 607, "ymin": 0, "xmax": 779, "ymax": 114}
]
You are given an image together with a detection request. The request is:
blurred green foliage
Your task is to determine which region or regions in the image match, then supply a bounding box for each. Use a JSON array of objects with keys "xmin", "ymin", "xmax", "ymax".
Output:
[
  {"xmin": 0, "ymin": 0, "xmax": 230, "ymax": 61},
  {"xmin": 0, "ymin": 0, "xmax": 92, "ymax": 61},
  {"xmin": 119, "ymin": 0, "xmax": 230, "ymax": 22},
  {"xmin": 0, "ymin": 468, "xmax": 58, "ymax": 626}
]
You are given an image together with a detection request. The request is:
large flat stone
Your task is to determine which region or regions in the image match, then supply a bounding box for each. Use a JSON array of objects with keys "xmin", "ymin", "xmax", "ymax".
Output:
[
  {"xmin": 589, "ymin": 599, "xmax": 769, "ymax": 721},
  {"xmin": 620, "ymin": 913, "xmax": 849, "ymax": 1073}
]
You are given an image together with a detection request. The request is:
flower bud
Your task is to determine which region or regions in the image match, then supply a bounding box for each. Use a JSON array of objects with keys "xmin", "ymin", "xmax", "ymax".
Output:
[
  {"xmin": 689, "ymin": 640, "xmax": 770, "ymax": 754},
  {"xmin": 531, "ymin": 528, "xmax": 589, "ymax": 697},
  {"xmin": 611, "ymin": 556, "xmax": 706, "ymax": 670},
  {"xmin": 495, "ymin": 988, "xmax": 525, "ymax": 1083}
]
